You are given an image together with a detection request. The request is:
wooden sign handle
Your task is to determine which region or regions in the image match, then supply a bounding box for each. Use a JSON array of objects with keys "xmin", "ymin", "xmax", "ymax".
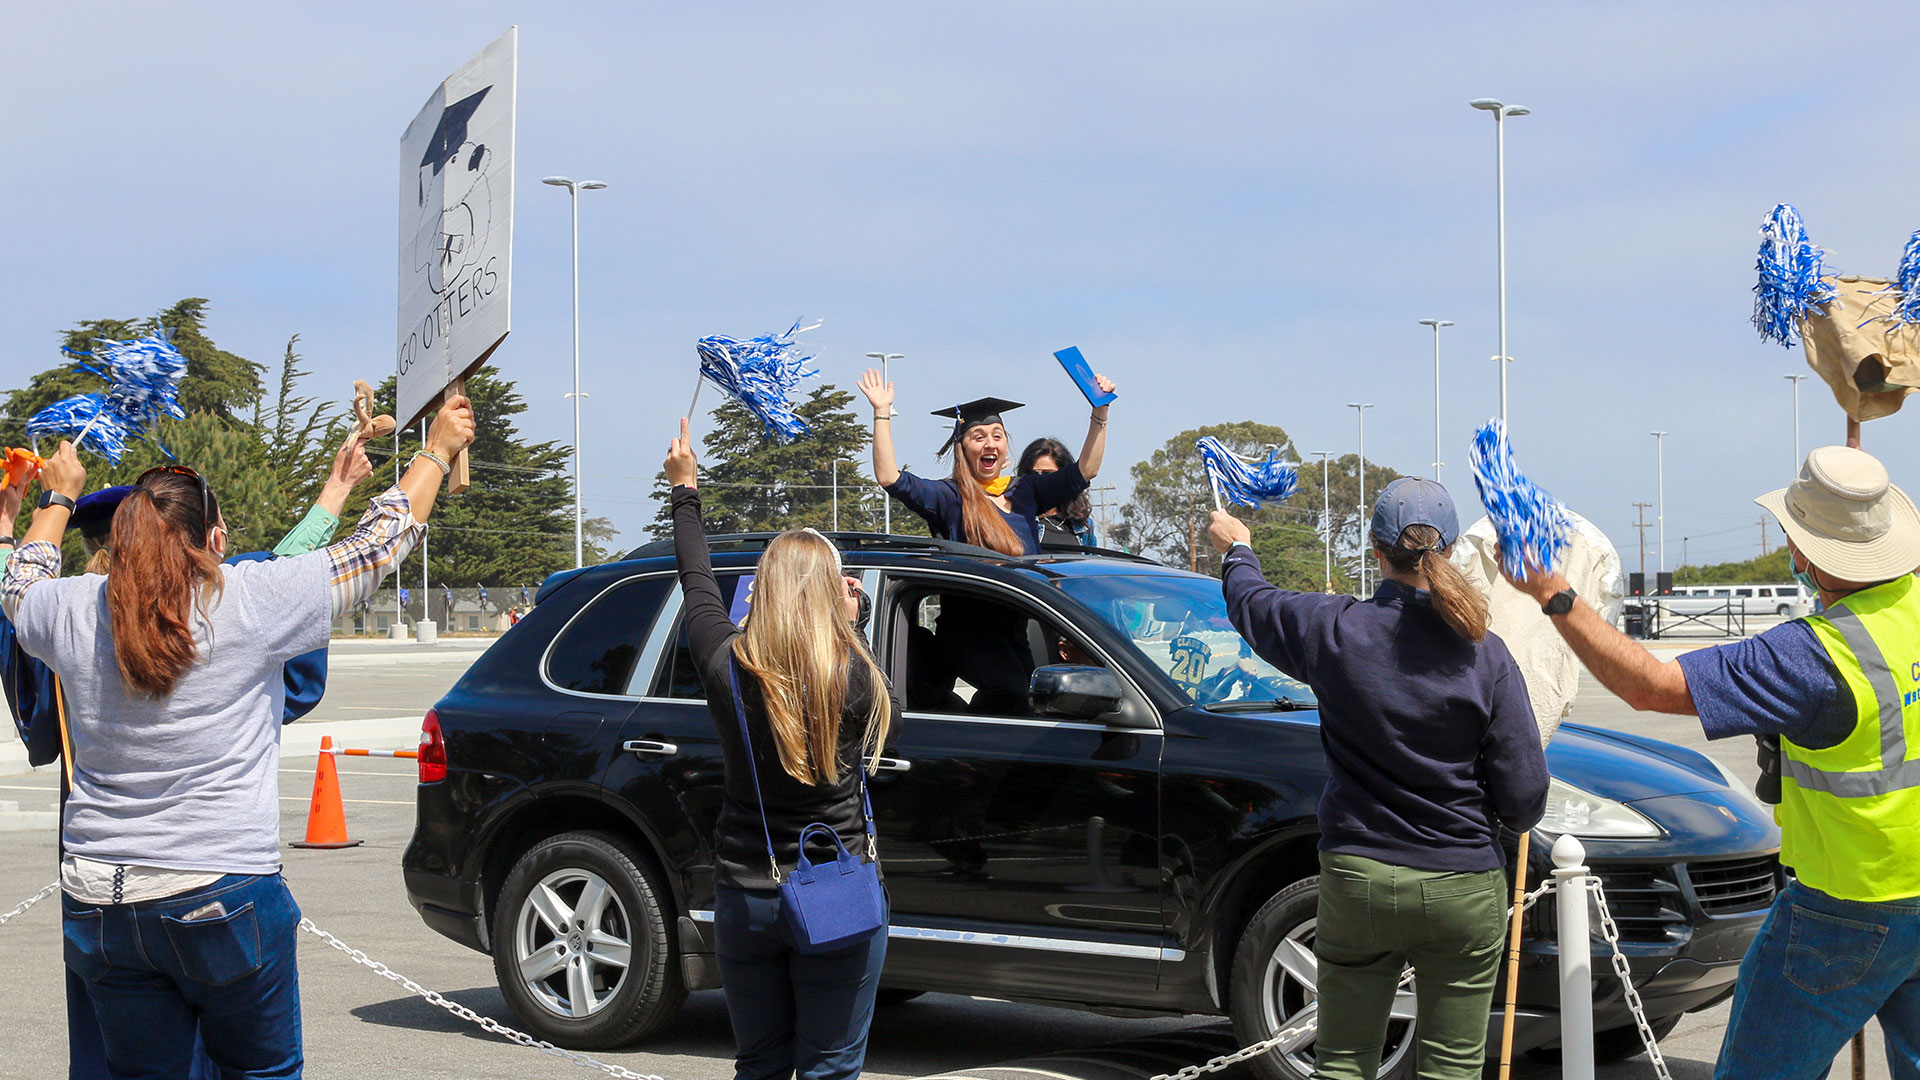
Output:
[{"xmin": 445, "ymin": 379, "xmax": 470, "ymax": 495}]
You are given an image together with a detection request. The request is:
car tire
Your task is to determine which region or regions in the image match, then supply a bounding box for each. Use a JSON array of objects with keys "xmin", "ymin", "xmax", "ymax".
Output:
[
  {"xmin": 875, "ymin": 989, "xmax": 926, "ymax": 1007},
  {"xmin": 1228, "ymin": 877, "xmax": 1417, "ymax": 1080},
  {"xmin": 1524, "ymin": 1014, "xmax": 1682, "ymax": 1064},
  {"xmin": 491, "ymin": 830, "xmax": 686, "ymax": 1049},
  {"xmin": 1777, "ymin": 604, "xmax": 1791, "ymax": 616}
]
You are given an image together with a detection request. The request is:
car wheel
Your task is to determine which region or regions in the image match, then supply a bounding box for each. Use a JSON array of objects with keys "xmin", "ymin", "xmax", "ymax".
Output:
[
  {"xmin": 1525, "ymin": 1014, "xmax": 1682, "ymax": 1064},
  {"xmin": 1228, "ymin": 878, "xmax": 1417, "ymax": 1080},
  {"xmin": 491, "ymin": 830, "xmax": 686, "ymax": 1049},
  {"xmin": 1777, "ymin": 604, "xmax": 1790, "ymax": 616}
]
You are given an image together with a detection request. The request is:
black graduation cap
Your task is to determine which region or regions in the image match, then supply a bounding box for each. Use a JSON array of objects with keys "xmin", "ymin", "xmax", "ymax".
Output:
[
  {"xmin": 69, "ymin": 485, "xmax": 134, "ymax": 542},
  {"xmin": 419, "ymin": 86, "xmax": 492, "ymax": 175},
  {"xmin": 933, "ymin": 397, "xmax": 1023, "ymax": 456}
]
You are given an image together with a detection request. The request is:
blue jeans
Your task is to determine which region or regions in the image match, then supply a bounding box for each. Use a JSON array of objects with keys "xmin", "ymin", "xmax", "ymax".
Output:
[
  {"xmin": 713, "ymin": 887, "xmax": 888, "ymax": 1080},
  {"xmin": 63, "ymin": 873, "xmax": 303, "ymax": 1080},
  {"xmin": 1715, "ymin": 879, "xmax": 1920, "ymax": 1080}
]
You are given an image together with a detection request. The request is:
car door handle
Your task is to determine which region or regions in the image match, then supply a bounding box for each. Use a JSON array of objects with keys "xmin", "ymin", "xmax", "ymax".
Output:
[
  {"xmin": 622, "ymin": 740, "xmax": 679, "ymax": 757},
  {"xmin": 873, "ymin": 756, "xmax": 912, "ymax": 773}
]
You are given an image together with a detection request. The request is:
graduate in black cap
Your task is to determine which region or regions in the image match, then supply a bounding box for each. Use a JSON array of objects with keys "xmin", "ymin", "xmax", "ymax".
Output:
[
  {"xmin": 857, "ymin": 367, "xmax": 1116, "ymax": 712},
  {"xmin": 856, "ymin": 370, "xmax": 1116, "ymax": 555}
]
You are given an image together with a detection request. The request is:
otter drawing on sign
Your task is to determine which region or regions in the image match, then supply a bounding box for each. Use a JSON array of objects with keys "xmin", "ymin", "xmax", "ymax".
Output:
[{"xmin": 412, "ymin": 86, "xmax": 496, "ymax": 298}]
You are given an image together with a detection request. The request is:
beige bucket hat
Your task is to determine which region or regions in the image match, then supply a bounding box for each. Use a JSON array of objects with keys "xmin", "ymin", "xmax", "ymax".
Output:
[{"xmin": 1756, "ymin": 446, "xmax": 1920, "ymax": 582}]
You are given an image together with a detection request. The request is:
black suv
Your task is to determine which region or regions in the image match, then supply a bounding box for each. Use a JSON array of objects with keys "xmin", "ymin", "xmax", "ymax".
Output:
[{"xmin": 403, "ymin": 534, "xmax": 1781, "ymax": 1079}]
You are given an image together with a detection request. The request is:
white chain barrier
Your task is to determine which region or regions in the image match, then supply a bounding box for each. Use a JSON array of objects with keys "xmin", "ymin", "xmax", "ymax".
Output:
[
  {"xmin": 2, "ymin": 874, "xmax": 1674, "ymax": 1080},
  {"xmin": 0, "ymin": 882, "xmax": 58, "ymax": 928},
  {"xmin": 295, "ymin": 918, "xmax": 665, "ymax": 1080}
]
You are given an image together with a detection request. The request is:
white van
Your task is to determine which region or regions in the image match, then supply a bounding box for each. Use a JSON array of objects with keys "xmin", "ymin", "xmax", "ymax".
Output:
[{"xmin": 1661, "ymin": 583, "xmax": 1813, "ymax": 618}]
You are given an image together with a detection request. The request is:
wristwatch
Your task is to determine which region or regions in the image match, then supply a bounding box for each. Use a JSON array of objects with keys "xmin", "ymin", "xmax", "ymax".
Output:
[
  {"xmin": 37, "ymin": 490, "xmax": 76, "ymax": 513},
  {"xmin": 1542, "ymin": 588, "xmax": 1577, "ymax": 616}
]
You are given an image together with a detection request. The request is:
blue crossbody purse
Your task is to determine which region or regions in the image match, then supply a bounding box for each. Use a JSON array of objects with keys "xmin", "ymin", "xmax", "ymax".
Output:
[{"xmin": 729, "ymin": 658, "xmax": 887, "ymax": 954}]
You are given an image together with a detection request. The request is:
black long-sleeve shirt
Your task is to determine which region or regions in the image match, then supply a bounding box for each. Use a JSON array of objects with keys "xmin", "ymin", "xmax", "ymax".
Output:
[
  {"xmin": 1222, "ymin": 545, "xmax": 1549, "ymax": 872},
  {"xmin": 672, "ymin": 485, "xmax": 902, "ymax": 890}
]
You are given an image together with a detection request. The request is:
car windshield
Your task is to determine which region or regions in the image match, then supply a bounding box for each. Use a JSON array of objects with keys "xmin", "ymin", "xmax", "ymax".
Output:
[{"xmin": 1055, "ymin": 574, "xmax": 1316, "ymax": 708}]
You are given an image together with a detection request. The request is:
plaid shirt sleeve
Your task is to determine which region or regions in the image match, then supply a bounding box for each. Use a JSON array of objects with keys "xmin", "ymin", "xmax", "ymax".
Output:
[
  {"xmin": 325, "ymin": 488, "xmax": 426, "ymax": 618},
  {"xmin": 0, "ymin": 540, "xmax": 62, "ymax": 624}
]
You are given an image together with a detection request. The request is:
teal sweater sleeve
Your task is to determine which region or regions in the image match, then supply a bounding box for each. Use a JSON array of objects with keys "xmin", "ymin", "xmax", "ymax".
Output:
[{"xmin": 273, "ymin": 504, "xmax": 340, "ymax": 557}]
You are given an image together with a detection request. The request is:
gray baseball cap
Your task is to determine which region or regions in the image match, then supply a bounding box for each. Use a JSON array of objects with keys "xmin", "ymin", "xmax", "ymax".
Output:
[{"xmin": 1370, "ymin": 477, "xmax": 1459, "ymax": 549}]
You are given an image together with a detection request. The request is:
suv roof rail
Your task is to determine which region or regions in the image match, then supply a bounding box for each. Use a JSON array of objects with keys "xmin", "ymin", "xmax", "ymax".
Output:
[
  {"xmin": 621, "ymin": 531, "xmax": 1010, "ymax": 562},
  {"xmin": 1030, "ymin": 541, "xmax": 1161, "ymax": 565}
]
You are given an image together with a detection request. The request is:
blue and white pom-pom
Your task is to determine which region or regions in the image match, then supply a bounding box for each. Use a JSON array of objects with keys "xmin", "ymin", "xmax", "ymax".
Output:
[
  {"xmin": 26, "ymin": 394, "xmax": 132, "ymax": 463},
  {"xmin": 1468, "ymin": 419, "xmax": 1571, "ymax": 580},
  {"xmin": 27, "ymin": 329, "xmax": 188, "ymax": 464},
  {"xmin": 1752, "ymin": 203, "xmax": 1837, "ymax": 347},
  {"xmin": 1196, "ymin": 436, "xmax": 1298, "ymax": 509},
  {"xmin": 694, "ymin": 319, "xmax": 820, "ymax": 443},
  {"xmin": 1891, "ymin": 229, "xmax": 1920, "ymax": 328}
]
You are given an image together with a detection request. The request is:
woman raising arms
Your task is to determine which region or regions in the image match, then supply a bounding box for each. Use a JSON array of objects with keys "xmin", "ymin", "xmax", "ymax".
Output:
[{"xmin": 856, "ymin": 370, "xmax": 1116, "ymax": 554}]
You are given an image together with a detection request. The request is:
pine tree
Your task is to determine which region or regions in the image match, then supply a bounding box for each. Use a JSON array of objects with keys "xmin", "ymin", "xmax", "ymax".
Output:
[{"xmin": 648, "ymin": 384, "xmax": 895, "ymax": 538}]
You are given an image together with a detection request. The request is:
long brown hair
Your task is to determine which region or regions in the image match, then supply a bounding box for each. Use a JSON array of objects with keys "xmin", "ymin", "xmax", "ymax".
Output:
[
  {"xmin": 731, "ymin": 530, "xmax": 894, "ymax": 785},
  {"xmin": 950, "ymin": 456, "xmax": 1025, "ymax": 556},
  {"xmin": 106, "ymin": 472, "xmax": 224, "ymax": 697},
  {"xmin": 1377, "ymin": 524, "xmax": 1488, "ymax": 643}
]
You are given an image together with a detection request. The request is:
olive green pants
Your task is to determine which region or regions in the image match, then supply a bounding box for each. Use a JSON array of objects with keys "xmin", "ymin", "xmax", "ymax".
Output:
[{"xmin": 1312, "ymin": 852, "xmax": 1507, "ymax": 1080}]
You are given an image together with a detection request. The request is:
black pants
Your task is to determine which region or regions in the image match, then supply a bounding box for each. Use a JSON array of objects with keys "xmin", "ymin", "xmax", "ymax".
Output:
[{"xmin": 713, "ymin": 887, "xmax": 888, "ymax": 1080}]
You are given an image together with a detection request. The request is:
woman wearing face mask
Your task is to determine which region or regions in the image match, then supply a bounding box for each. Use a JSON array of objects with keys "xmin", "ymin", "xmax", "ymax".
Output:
[
  {"xmin": 1016, "ymin": 437, "xmax": 1099, "ymax": 549},
  {"xmin": 1, "ymin": 398, "xmax": 475, "ymax": 1080},
  {"xmin": 665, "ymin": 419, "xmax": 902, "ymax": 1080},
  {"xmin": 855, "ymin": 374, "xmax": 1116, "ymax": 556}
]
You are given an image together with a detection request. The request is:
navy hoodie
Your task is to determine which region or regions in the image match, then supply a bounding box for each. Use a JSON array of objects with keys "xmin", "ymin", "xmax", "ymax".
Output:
[{"xmin": 1222, "ymin": 545, "xmax": 1549, "ymax": 872}]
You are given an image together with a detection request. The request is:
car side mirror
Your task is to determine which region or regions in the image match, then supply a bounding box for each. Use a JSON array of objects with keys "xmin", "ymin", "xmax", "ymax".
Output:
[{"xmin": 1029, "ymin": 665, "xmax": 1124, "ymax": 721}]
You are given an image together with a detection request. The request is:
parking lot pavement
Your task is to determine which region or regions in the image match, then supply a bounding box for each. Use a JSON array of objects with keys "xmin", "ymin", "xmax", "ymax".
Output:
[{"xmin": 0, "ymin": 634, "xmax": 1893, "ymax": 1079}]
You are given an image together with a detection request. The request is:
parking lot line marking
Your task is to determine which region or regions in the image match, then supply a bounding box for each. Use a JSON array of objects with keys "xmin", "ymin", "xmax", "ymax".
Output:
[
  {"xmin": 277, "ymin": 769, "xmax": 415, "ymax": 778},
  {"xmin": 0, "ymin": 783, "xmax": 59, "ymax": 792},
  {"xmin": 277, "ymin": 796, "xmax": 414, "ymax": 806}
]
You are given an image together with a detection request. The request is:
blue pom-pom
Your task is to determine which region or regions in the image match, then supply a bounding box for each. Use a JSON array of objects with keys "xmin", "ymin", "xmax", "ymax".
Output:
[
  {"xmin": 26, "ymin": 393, "xmax": 133, "ymax": 463},
  {"xmin": 29, "ymin": 329, "xmax": 188, "ymax": 464},
  {"xmin": 1892, "ymin": 229, "xmax": 1920, "ymax": 328},
  {"xmin": 1196, "ymin": 436, "xmax": 1298, "ymax": 509},
  {"xmin": 1752, "ymin": 204, "xmax": 1837, "ymax": 346},
  {"xmin": 1468, "ymin": 419, "xmax": 1571, "ymax": 581},
  {"xmin": 694, "ymin": 319, "xmax": 820, "ymax": 443}
]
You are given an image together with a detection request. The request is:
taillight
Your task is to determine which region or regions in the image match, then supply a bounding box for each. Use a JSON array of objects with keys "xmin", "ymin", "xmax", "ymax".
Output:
[{"xmin": 419, "ymin": 709, "xmax": 447, "ymax": 783}]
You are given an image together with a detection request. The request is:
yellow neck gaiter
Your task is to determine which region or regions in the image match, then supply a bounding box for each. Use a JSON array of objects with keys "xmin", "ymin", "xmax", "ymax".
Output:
[{"xmin": 982, "ymin": 475, "xmax": 1012, "ymax": 496}]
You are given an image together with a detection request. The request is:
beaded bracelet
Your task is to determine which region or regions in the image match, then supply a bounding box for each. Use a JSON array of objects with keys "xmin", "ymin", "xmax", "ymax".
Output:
[{"xmin": 412, "ymin": 450, "xmax": 451, "ymax": 476}]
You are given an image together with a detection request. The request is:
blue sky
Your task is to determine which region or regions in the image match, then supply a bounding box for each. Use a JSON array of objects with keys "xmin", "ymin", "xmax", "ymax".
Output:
[{"xmin": 5, "ymin": 2, "xmax": 1917, "ymax": 567}]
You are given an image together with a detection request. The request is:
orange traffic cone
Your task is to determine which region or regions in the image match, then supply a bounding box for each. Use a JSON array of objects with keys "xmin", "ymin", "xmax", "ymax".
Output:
[{"xmin": 291, "ymin": 736, "xmax": 363, "ymax": 849}]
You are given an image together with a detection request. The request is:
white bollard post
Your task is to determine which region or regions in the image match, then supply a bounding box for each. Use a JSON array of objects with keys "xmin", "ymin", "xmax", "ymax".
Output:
[{"xmin": 1552, "ymin": 833, "xmax": 1595, "ymax": 1080}]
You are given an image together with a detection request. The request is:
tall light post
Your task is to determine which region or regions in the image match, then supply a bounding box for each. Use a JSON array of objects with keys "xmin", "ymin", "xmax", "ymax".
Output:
[
  {"xmin": 1651, "ymin": 431, "xmax": 1669, "ymax": 575},
  {"xmin": 543, "ymin": 175, "xmax": 608, "ymax": 569},
  {"xmin": 1469, "ymin": 98, "xmax": 1529, "ymax": 424},
  {"xmin": 865, "ymin": 351, "xmax": 904, "ymax": 534},
  {"xmin": 1418, "ymin": 319, "xmax": 1454, "ymax": 480},
  {"xmin": 1784, "ymin": 373, "xmax": 1808, "ymax": 472},
  {"xmin": 1312, "ymin": 450, "xmax": 1334, "ymax": 592},
  {"xmin": 1349, "ymin": 404, "xmax": 1375, "ymax": 595}
]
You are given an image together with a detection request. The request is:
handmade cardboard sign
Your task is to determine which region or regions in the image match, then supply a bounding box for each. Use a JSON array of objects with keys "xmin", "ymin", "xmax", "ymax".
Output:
[
  {"xmin": 1798, "ymin": 275, "xmax": 1920, "ymax": 423},
  {"xmin": 396, "ymin": 27, "xmax": 517, "ymax": 491}
]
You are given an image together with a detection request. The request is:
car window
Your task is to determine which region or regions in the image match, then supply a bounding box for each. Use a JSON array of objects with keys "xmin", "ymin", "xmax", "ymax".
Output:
[
  {"xmin": 650, "ymin": 573, "xmax": 755, "ymax": 700},
  {"xmin": 891, "ymin": 587, "xmax": 1071, "ymax": 716},
  {"xmin": 1055, "ymin": 574, "xmax": 1315, "ymax": 707},
  {"xmin": 1735, "ymin": 588, "xmax": 1753, "ymax": 597},
  {"xmin": 545, "ymin": 577, "xmax": 673, "ymax": 696},
  {"xmin": 1757, "ymin": 588, "xmax": 1773, "ymax": 597}
]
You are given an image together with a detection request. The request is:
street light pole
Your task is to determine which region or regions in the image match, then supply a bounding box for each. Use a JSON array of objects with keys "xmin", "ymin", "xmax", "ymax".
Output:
[
  {"xmin": 1784, "ymin": 373, "xmax": 1807, "ymax": 472},
  {"xmin": 1652, "ymin": 431, "xmax": 1669, "ymax": 575},
  {"xmin": 1418, "ymin": 319, "xmax": 1454, "ymax": 481},
  {"xmin": 1349, "ymin": 404, "xmax": 1375, "ymax": 596},
  {"xmin": 1313, "ymin": 450, "xmax": 1334, "ymax": 592},
  {"xmin": 543, "ymin": 176, "xmax": 608, "ymax": 569},
  {"xmin": 1469, "ymin": 98, "xmax": 1529, "ymax": 424},
  {"xmin": 832, "ymin": 459, "xmax": 839, "ymax": 532},
  {"xmin": 865, "ymin": 351, "xmax": 904, "ymax": 535}
]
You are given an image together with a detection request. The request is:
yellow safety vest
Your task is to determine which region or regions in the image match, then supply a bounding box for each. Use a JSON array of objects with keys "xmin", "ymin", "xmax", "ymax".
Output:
[{"xmin": 1787, "ymin": 574, "xmax": 1920, "ymax": 902}]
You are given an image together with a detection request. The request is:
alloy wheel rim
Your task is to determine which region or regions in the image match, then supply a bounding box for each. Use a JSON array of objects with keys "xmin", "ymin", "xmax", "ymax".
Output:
[
  {"xmin": 1259, "ymin": 914, "xmax": 1417, "ymax": 1077},
  {"xmin": 514, "ymin": 868, "xmax": 636, "ymax": 1019}
]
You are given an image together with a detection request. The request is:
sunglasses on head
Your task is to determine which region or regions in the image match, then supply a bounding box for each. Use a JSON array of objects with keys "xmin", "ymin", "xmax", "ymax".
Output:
[{"xmin": 135, "ymin": 464, "xmax": 214, "ymax": 540}]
